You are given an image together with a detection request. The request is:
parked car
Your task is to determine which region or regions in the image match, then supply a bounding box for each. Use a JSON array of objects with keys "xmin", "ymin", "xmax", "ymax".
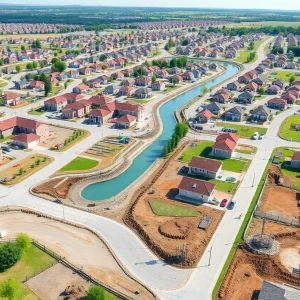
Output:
[
  {"xmin": 1, "ymin": 145, "xmax": 12, "ymax": 152},
  {"xmin": 228, "ymin": 201, "xmax": 236, "ymax": 209},
  {"xmin": 54, "ymin": 199, "xmax": 62, "ymax": 204},
  {"xmin": 252, "ymin": 132, "xmax": 259, "ymax": 140},
  {"xmin": 294, "ymin": 110, "xmax": 300, "ymax": 115},
  {"xmin": 220, "ymin": 199, "xmax": 228, "ymax": 207},
  {"xmin": 259, "ymin": 134, "xmax": 265, "ymax": 139}
]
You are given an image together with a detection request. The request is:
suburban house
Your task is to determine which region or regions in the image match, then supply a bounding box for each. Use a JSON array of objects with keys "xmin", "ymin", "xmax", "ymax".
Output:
[
  {"xmin": 227, "ymin": 81, "xmax": 241, "ymax": 91},
  {"xmin": 61, "ymin": 100, "xmax": 91, "ymax": 119},
  {"xmin": 44, "ymin": 93, "xmax": 85, "ymax": 111},
  {"xmin": 29, "ymin": 80, "xmax": 44, "ymax": 90},
  {"xmin": 134, "ymin": 87, "xmax": 152, "ymax": 99},
  {"xmin": 152, "ymin": 81, "xmax": 166, "ymax": 91},
  {"xmin": 210, "ymin": 132, "xmax": 239, "ymax": 158},
  {"xmin": 252, "ymin": 105, "xmax": 271, "ymax": 122},
  {"xmin": 105, "ymin": 84, "xmax": 119, "ymax": 95},
  {"xmin": 73, "ymin": 83, "xmax": 89, "ymax": 94},
  {"xmin": 2, "ymin": 92, "xmax": 20, "ymax": 106},
  {"xmin": 188, "ymin": 157, "xmax": 222, "ymax": 179},
  {"xmin": 135, "ymin": 76, "xmax": 151, "ymax": 87},
  {"xmin": 196, "ymin": 109, "xmax": 214, "ymax": 123},
  {"xmin": 204, "ymin": 102, "xmax": 222, "ymax": 115},
  {"xmin": 291, "ymin": 152, "xmax": 300, "ymax": 169},
  {"xmin": 257, "ymin": 281, "xmax": 300, "ymax": 300},
  {"xmin": 266, "ymin": 85, "xmax": 281, "ymax": 95},
  {"xmin": 225, "ymin": 106, "xmax": 244, "ymax": 122},
  {"xmin": 0, "ymin": 117, "xmax": 49, "ymax": 143},
  {"xmin": 212, "ymin": 89, "xmax": 230, "ymax": 103},
  {"xmin": 12, "ymin": 133, "xmax": 40, "ymax": 149},
  {"xmin": 88, "ymin": 109, "xmax": 112, "ymax": 125},
  {"xmin": 253, "ymin": 77, "xmax": 266, "ymax": 86},
  {"xmin": 272, "ymin": 79, "xmax": 285, "ymax": 89},
  {"xmin": 244, "ymin": 82, "xmax": 258, "ymax": 92},
  {"xmin": 177, "ymin": 176, "xmax": 216, "ymax": 204},
  {"xmin": 112, "ymin": 114, "xmax": 137, "ymax": 128},
  {"xmin": 267, "ymin": 98, "xmax": 287, "ymax": 110},
  {"xmin": 14, "ymin": 80, "xmax": 29, "ymax": 90},
  {"xmin": 121, "ymin": 78, "xmax": 135, "ymax": 87},
  {"xmin": 281, "ymin": 91, "xmax": 298, "ymax": 104},
  {"xmin": 237, "ymin": 91, "xmax": 254, "ymax": 104},
  {"xmin": 118, "ymin": 86, "xmax": 134, "ymax": 97}
]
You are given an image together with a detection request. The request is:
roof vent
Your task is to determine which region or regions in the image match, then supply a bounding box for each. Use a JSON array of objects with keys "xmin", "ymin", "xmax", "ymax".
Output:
[{"xmin": 192, "ymin": 183, "xmax": 197, "ymax": 188}]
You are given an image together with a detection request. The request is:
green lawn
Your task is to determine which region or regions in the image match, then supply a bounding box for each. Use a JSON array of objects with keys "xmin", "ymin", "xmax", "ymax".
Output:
[
  {"xmin": 0, "ymin": 80, "xmax": 8, "ymax": 88},
  {"xmin": 217, "ymin": 122, "xmax": 268, "ymax": 138},
  {"xmin": 270, "ymin": 71, "xmax": 300, "ymax": 82},
  {"xmin": 0, "ymin": 242, "xmax": 56, "ymax": 299},
  {"xmin": 234, "ymin": 51, "xmax": 257, "ymax": 63},
  {"xmin": 127, "ymin": 98, "xmax": 149, "ymax": 104},
  {"xmin": 28, "ymin": 106, "xmax": 45, "ymax": 115},
  {"xmin": 149, "ymin": 199, "xmax": 200, "ymax": 217},
  {"xmin": 60, "ymin": 156, "xmax": 99, "ymax": 172},
  {"xmin": 164, "ymin": 85, "xmax": 180, "ymax": 93},
  {"xmin": 278, "ymin": 115, "xmax": 300, "ymax": 142},
  {"xmin": 179, "ymin": 141, "xmax": 249, "ymax": 173}
]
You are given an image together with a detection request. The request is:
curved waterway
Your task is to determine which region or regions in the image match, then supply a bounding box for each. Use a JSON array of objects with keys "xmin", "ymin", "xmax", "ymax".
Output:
[{"xmin": 82, "ymin": 61, "xmax": 239, "ymax": 201}]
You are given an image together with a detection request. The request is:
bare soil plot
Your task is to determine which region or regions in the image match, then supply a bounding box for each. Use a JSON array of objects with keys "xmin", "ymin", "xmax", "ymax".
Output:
[
  {"xmin": 26, "ymin": 263, "xmax": 90, "ymax": 300},
  {"xmin": 39, "ymin": 125, "xmax": 74, "ymax": 149},
  {"xmin": 218, "ymin": 219, "xmax": 300, "ymax": 300},
  {"xmin": 0, "ymin": 211, "xmax": 153, "ymax": 299},
  {"xmin": 258, "ymin": 185, "xmax": 299, "ymax": 221},
  {"xmin": 124, "ymin": 144, "xmax": 224, "ymax": 268}
]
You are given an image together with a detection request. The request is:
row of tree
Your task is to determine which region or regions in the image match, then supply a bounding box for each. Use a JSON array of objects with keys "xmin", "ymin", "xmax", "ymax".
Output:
[{"xmin": 162, "ymin": 123, "xmax": 189, "ymax": 157}]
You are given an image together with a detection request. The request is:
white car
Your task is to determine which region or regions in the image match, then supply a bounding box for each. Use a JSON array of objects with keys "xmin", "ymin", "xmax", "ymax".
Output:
[
  {"xmin": 252, "ymin": 132, "xmax": 259, "ymax": 140},
  {"xmin": 294, "ymin": 110, "xmax": 300, "ymax": 115}
]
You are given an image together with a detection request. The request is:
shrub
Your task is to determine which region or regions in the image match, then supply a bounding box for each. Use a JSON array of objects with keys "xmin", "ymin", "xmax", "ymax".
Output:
[
  {"xmin": 87, "ymin": 286, "xmax": 105, "ymax": 300},
  {"xmin": 0, "ymin": 243, "xmax": 22, "ymax": 272},
  {"xmin": 0, "ymin": 277, "xmax": 19, "ymax": 300},
  {"xmin": 16, "ymin": 233, "xmax": 31, "ymax": 251}
]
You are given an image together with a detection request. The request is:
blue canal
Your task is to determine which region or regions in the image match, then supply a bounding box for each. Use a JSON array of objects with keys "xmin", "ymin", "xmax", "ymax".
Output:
[{"xmin": 81, "ymin": 61, "xmax": 239, "ymax": 201}]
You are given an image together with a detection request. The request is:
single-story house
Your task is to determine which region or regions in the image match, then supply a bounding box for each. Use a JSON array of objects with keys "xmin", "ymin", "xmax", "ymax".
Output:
[
  {"xmin": 237, "ymin": 92, "xmax": 254, "ymax": 104},
  {"xmin": 12, "ymin": 133, "xmax": 40, "ymax": 149},
  {"xmin": 266, "ymin": 85, "xmax": 281, "ymax": 95},
  {"xmin": 88, "ymin": 109, "xmax": 112, "ymax": 125},
  {"xmin": 152, "ymin": 81, "xmax": 166, "ymax": 91},
  {"xmin": 105, "ymin": 84, "xmax": 119, "ymax": 95},
  {"xmin": 252, "ymin": 105, "xmax": 271, "ymax": 122},
  {"xmin": 73, "ymin": 83, "xmax": 89, "ymax": 94},
  {"xmin": 225, "ymin": 106, "xmax": 244, "ymax": 122},
  {"xmin": 177, "ymin": 176, "xmax": 216, "ymax": 204},
  {"xmin": 210, "ymin": 132, "xmax": 239, "ymax": 158},
  {"xmin": 227, "ymin": 81, "xmax": 241, "ymax": 91},
  {"xmin": 267, "ymin": 98, "xmax": 287, "ymax": 110},
  {"xmin": 2, "ymin": 92, "xmax": 20, "ymax": 106},
  {"xmin": 134, "ymin": 87, "xmax": 152, "ymax": 99},
  {"xmin": 196, "ymin": 109, "xmax": 214, "ymax": 123},
  {"xmin": 291, "ymin": 151, "xmax": 300, "ymax": 169},
  {"xmin": 112, "ymin": 114, "xmax": 137, "ymax": 128},
  {"xmin": 188, "ymin": 157, "xmax": 222, "ymax": 179},
  {"xmin": 204, "ymin": 102, "xmax": 222, "ymax": 115}
]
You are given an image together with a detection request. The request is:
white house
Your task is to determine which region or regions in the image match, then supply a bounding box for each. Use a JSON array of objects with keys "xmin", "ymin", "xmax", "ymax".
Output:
[{"xmin": 188, "ymin": 157, "xmax": 222, "ymax": 179}]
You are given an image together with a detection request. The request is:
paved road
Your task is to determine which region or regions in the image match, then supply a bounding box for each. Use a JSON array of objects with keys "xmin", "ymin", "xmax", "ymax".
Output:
[{"xmin": 0, "ymin": 37, "xmax": 297, "ymax": 300}]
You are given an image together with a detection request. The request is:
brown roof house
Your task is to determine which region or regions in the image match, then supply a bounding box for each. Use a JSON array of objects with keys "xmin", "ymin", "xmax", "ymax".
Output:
[
  {"xmin": 112, "ymin": 114, "xmax": 137, "ymax": 129},
  {"xmin": 12, "ymin": 133, "xmax": 40, "ymax": 149},
  {"xmin": 2, "ymin": 92, "xmax": 20, "ymax": 106},
  {"xmin": 291, "ymin": 152, "xmax": 300, "ymax": 169},
  {"xmin": 188, "ymin": 157, "xmax": 222, "ymax": 179},
  {"xmin": 210, "ymin": 133, "xmax": 239, "ymax": 158},
  {"xmin": 176, "ymin": 176, "xmax": 216, "ymax": 204}
]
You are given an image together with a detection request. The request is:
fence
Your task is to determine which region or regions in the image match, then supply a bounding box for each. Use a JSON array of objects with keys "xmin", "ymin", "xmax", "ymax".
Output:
[
  {"xmin": 0, "ymin": 238, "xmax": 142, "ymax": 300},
  {"xmin": 253, "ymin": 211, "xmax": 300, "ymax": 228}
]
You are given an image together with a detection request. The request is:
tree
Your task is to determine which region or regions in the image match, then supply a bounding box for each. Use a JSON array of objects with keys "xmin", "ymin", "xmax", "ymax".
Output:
[
  {"xmin": 15, "ymin": 65, "xmax": 21, "ymax": 73},
  {"xmin": 202, "ymin": 86, "xmax": 209, "ymax": 94},
  {"xmin": 175, "ymin": 123, "xmax": 189, "ymax": 139},
  {"xmin": 151, "ymin": 74, "xmax": 157, "ymax": 83},
  {"xmin": 82, "ymin": 78, "xmax": 87, "ymax": 84},
  {"xmin": 109, "ymin": 75, "xmax": 114, "ymax": 83},
  {"xmin": 0, "ymin": 278, "xmax": 19, "ymax": 300},
  {"xmin": 32, "ymin": 61, "xmax": 38, "ymax": 69},
  {"xmin": 39, "ymin": 61, "xmax": 45, "ymax": 69},
  {"xmin": 16, "ymin": 233, "xmax": 31, "ymax": 251},
  {"xmin": 18, "ymin": 167, "xmax": 24, "ymax": 175},
  {"xmin": 51, "ymin": 60, "xmax": 66, "ymax": 72},
  {"xmin": 32, "ymin": 40, "xmax": 41, "ymax": 48},
  {"xmin": 26, "ymin": 63, "xmax": 33, "ymax": 70},
  {"xmin": 172, "ymin": 78, "xmax": 179, "ymax": 86},
  {"xmin": 21, "ymin": 45, "xmax": 25, "ymax": 51},
  {"xmin": 248, "ymin": 41, "xmax": 255, "ymax": 51},
  {"xmin": 99, "ymin": 54, "xmax": 107, "ymax": 61},
  {"xmin": 0, "ymin": 243, "xmax": 22, "ymax": 272},
  {"xmin": 289, "ymin": 75, "xmax": 295, "ymax": 84},
  {"xmin": 44, "ymin": 78, "xmax": 52, "ymax": 97},
  {"xmin": 257, "ymin": 87, "xmax": 265, "ymax": 96},
  {"xmin": 87, "ymin": 285, "xmax": 105, "ymax": 300},
  {"xmin": 64, "ymin": 82, "xmax": 68, "ymax": 89}
]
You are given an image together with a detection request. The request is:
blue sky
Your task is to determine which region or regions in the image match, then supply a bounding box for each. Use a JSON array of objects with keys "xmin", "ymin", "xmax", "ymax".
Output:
[{"xmin": 4, "ymin": 0, "xmax": 300, "ymax": 10}]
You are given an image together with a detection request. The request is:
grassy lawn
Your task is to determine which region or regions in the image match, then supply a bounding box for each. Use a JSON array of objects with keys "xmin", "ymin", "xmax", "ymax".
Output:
[
  {"xmin": 56, "ymin": 129, "xmax": 90, "ymax": 152},
  {"xmin": 127, "ymin": 98, "xmax": 149, "ymax": 104},
  {"xmin": 0, "ymin": 242, "xmax": 56, "ymax": 299},
  {"xmin": 60, "ymin": 156, "xmax": 99, "ymax": 172},
  {"xmin": 164, "ymin": 85, "xmax": 180, "ymax": 93},
  {"xmin": 179, "ymin": 141, "xmax": 249, "ymax": 173},
  {"xmin": 217, "ymin": 122, "xmax": 268, "ymax": 138},
  {"xmin": 278, "ymin": 115, "xmax": 300, "ymax": 142},
  {"xmin": 234, "ymin": 51, "xmax": 256, "ymax": 63},
  {"xmin": 149, "ymin": 199, "xmax": 199, "ymax": 217},
  {"xmin": 0, "ymin": 154, "xmax": 53, "ymax": 185},
  {"xmin": 0, "ymin": 80, "xmax": 8, "ymax": 88},
  {"xmin": 0, "ymin": 134, "xmax": 13, "ymax": 143},
  {"xmin": 270, "ymin": 71, "xmax": 300, "ymax": 82},
  {"xmin": 28, "ymin": 106, "xmax": 45, "ymax": 115}
]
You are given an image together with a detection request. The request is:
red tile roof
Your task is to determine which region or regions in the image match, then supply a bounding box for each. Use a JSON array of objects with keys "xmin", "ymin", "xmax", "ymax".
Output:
[
  {"xmin": 267, "ymin": 98, "xmax": 287, "ymax": 105},
  {"xmin": 89, "ymin": 109, "xmax": 111, "ymax": 117},
  {"xmin": 0, "ymin": 117, "xmax": 42, "ymax": 132},
  {"xmin": 213, "ymin": 133, "xmax": 239, "ymax": 152},
  {"xmin": 44, "ymin": 95, "xmax": 67, "ymax": 105},
  {"xmin": 3, "ymin": 92, "xmax": 19, "ymax": 101},
  {"xmin": 178, "ymin": 176, "xmax": 215, "ymax": 196},
  {"xmin": 112, "ymin": 114, "xmax": 137, "ymax": 123},
  {"xmin": 12, "ymin": 133, "xmax": 40, "ymax": 143},
  {"xmin": 292, "ymin": 151, "xmax": 300, "ymax": 161},
  {"xmin": 189, "ymin": 157, "xmax": 222, "ymax": 173}
]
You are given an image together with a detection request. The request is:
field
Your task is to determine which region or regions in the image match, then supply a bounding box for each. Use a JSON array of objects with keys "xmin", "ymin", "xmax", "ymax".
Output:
[
  {"xmin": 178, "ymin": 141, "xmax": 249, "ymax": 173},
  {"xmin": 0, "ymin": 242, "xmax": 56, "ymax": 299},
  {"xmin": 0, "ymin": 154, "xmax": 52, "ymax": 185},
  {"xmin": 278, "ymin": 115, "xmax": 300, "ymax": 141},
  {"xmin": 234, "ymin": 51, "xmax": 257, "ymax": 63},
  {"xmin": 0, "ymin": 33, "xmax": 63, "ymax": 40},
  {"xmin": 270, "ymin": 71, "xmax": 300, "ymax": 82},
  {"xmin": 0, "ymin": 79, "xmax": 8, "ymax": 88},
  {"xmin": 217, "ymin": 122, "xmax": 268, "ymax": 138},
  {"xmin": 59, "ymin": 156, "xmax": 99, "ymax": 172},
  {"xmin": 149, "ymin": 199, "xmax": 200, "ymax": 217},
  {"xmin": 225, "ymin": 21, "xmax": 300, "ymax": 28}
]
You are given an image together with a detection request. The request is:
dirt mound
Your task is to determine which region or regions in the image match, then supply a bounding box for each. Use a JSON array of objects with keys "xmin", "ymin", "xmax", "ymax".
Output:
[
  {"xmin": 159, "ymin": 219, "xmax": 192, "ymax": 240},
  {"xmin": 59, "ymin": 284, "xmax": 87, "ymax": 300},
  {"xmin": 268, "ymin": 165, "xmax": 295, "ymax": 187}
]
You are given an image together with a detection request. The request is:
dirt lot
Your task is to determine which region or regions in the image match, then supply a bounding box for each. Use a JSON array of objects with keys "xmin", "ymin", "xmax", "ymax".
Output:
[
  {"xmin": 0, "ymin": 211, "xmax": 153, "ymax": 299},
  {"xmin": 258, "ymin": 185, "xmax": 299, "ymax": 221},
  {"xmin": 218, "ymin": 219, "xmax": 300, "ymax": 300},
  {"xmin": 124, "ymin": 143, "xmax": 224, "ymax": 268},
  {"xmin": 39, "ymin": 125, "xmax": 74, "ymax": 149},
  {"xmin": 27, "ymin": 263, "xmax": 90, "ymax": 300}
]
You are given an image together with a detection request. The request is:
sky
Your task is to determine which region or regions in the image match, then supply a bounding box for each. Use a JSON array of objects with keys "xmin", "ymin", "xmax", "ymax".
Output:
[{"xmin": 3, "ymin": 0, "xmax": 300, "ymax": 10}]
